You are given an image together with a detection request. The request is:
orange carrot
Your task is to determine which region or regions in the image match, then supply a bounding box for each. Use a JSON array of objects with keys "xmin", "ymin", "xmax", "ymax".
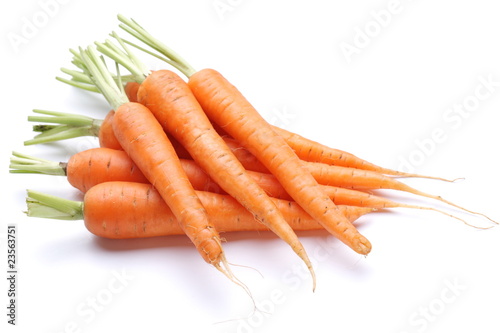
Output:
[
  {"xmin": 124, "ymin": 81, "xmax": 140, "ymax": 103},
  {"xmin": 25, "ymin": 182, "xmax": 375, "ymax": 238},
  {"xmin": 133, "ymin": 68, "xmax": 316, "ymax": 288},
  {"xmin": 98, "ymin": 110, "xmax": 121, "ymax": 149},
  {"xmin": 305, "ymin": 162, "xmax": 497, "ymax": 224},
  {"xmin": 115, "ymin": 15, "xmax": 372, "ymax": 257},
  {"xmin": 11, "ymin": 149, "xmax": 479, "ymax": 227},
  {"xmin": 271, "ymin": 126, "xmax": 457, "ymax": 181},
  {"xmin": 77, "ymin": 46, "xmax": 238, "ymax": 282},
  {"xmin": 88, "ymin": 23, "xmax": 318, "ymax": 286},
  {"xmin": 118, "ymin": 52, "xmax": 453, "ymax": 183}
]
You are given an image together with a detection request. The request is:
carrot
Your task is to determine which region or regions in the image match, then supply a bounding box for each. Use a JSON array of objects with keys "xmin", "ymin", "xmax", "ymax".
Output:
[
  {"xmin": 115, "ymin": 15, "xmax": 372, "ymax": 258},
  {"xmin": 25, "ymin": 182, "xmax": 374, "ymax": 237},
  {"xmin": 124, "ymin": 81, "xmax": 140, "ymax": 103},
  {"xmin": 98, "ymin": 110, "xmax": 121, "ymax": 149},
  {"xmin": 10, "ymin": 149, "xmax": 148, "ymax": 192},
  {"xmin": 93, "ymin": 36, "xmax": 320, "ymax": 289},
  {"xmin": 76, "ymin": 46, "xmax": 239, "ymax": 283},
  {"xmin": 270, "ymin": 126, "xmax": 459, "ymax": 182},
  {"xmin": 13, "ymin": 149, "xmax": 484, "ymax": 229},
  {"xmin": 305, "ymin": 162, "xmax": 497, "ymax": 225}
]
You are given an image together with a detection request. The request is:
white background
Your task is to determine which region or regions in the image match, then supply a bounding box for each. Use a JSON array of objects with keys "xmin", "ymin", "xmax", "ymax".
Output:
[{"xmin": 2, "ymin": 0, "xmax": 499, "ymax": 332}]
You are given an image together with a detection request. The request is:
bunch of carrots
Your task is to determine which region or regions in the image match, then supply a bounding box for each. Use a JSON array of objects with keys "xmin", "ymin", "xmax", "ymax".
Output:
[{"xmin": 10, "ymin": 14, "xmax": 497, "ymax": 292}]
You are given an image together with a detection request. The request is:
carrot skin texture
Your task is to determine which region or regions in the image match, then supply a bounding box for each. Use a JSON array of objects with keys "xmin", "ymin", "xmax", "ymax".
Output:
[
  {"xmin": 137, "ymin": 70, "xmax": 315, "ymax": 274},
  {"xmin": 111, "ymin": 102, "xmax": 223, "ymax": 264},
  {"xmin": 97, "ymin": 111, "xmax": 193, "ymax": 160},
  {"xmin": 188, "ymin": 68, "xmax": 372, "ymax": 255},
  {"xmin": 66, "ymin": 147, "xmax": 148, "ymax": 192},
  {"xmin": 64, "ymin": 148, "xmax": 417, "ymax": 211},
  {"xmin": 83, "ymin": 182, "xmax": 373, "ymax": 239}
]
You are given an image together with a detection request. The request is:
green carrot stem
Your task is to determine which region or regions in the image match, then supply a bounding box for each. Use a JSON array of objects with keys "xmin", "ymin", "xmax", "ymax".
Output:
[
  {"xmin": 117, "ymin": 14, "xmax": 196, "ymax": 77},
  {"xmin": 24, "ymin": 110, "xmax": 102, "ymax": 145},
  {"xmin": 9, "ymin": 151, "xmax": 67, "ymax": 176},
  {"xmin": 25, "ymin": 190, "xmax": 83, "ymax": 220},
  {"xmin": 55, "ymin": 76, "xmax": 100, "ymax": 93},
  {"xmin": 78, "ymin": 46, "xmax": 129, "ymax": 110}
]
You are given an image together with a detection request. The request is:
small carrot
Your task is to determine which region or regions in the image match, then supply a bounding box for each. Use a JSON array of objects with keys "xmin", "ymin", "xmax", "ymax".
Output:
[
  {"xmin": 25, "ymin": 182, "xmax": 374, "ymax": 237},
  {"xmin": 94, "ymin": 35, "xmax": 318, "ymax": 289},
  {"xmin": 116, "ymin": 15, "xmax": 372, "ymax": 258},
  {"xmin": 76, "ymin": 45, "xmax": 238, "ymax": 283}
]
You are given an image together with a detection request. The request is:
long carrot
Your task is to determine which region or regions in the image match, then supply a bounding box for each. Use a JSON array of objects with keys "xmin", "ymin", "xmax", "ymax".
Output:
[
  {"xmin": 11, "ymin": 149, "xmax": 483, "ymax": 228},
  {"xmin": 93, "ymin": 36, "xmax": 318, "ymax": 289},
  {"xmin": 25, "ymin": 182, "xmax": 374, "ymax": 238},
  {"xmin": 76, "ymin": 45, "xmax": 239, "ymax": 283},
  {"xmin": 305, "ymin": 162, "xmax": 497, "ymax": 224},
  {"xmin": 113, "ymin": 15, "xmax": 372, "ymax": 258},
  {"xmin": 270, "ymin": 126, "xmax": 459, "ymax": 181}
]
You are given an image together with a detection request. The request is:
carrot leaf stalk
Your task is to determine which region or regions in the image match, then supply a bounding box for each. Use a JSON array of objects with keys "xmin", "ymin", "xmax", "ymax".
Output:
[
  {"xmin": 117, "ymin": 14, "xmax": 195, "ymax": 77},
  {"xmin": 9, "ymin": 151, "xmax": 67, "ymax": 176},
  {"xmin": 26, "ymin": 190, "xmax": 83, "ymax": 220},
  {"xmin": 24, "ymin": 109, "xmax": 102, "ymax": 145}
]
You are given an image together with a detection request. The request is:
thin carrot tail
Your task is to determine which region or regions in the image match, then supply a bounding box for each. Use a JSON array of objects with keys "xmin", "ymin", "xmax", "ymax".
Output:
[
  {"xmin": 396, "ymin": 182, "xmax": 498, "ymax": 226},
  {"xmin": 395, "ymin": 203, "xmax": 494, "ymax": 230},
  {"xmin": 212, "ymin": 244, "xmax": 258, "ymax": 309},
  {"xmin": 385, "ymin": 169, "xmax": 464, "ymax": 183}
]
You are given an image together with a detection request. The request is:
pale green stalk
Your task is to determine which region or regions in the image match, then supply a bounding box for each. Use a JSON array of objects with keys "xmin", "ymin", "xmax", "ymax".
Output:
[{"xmin": 26, "ymin": 190, "xmax": 83, "ymax": 220}]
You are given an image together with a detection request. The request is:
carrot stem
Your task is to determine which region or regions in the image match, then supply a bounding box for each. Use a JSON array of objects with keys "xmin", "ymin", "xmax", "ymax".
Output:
[
  {"xmin": 25, "ymin": 190, "xmax": 83, "ymax": 220},
  {"xmin": 117, "ymin": 14, "xmax": 195, "ymax": 77},
  {"xmin": 24, "ymin": 110, "xmax": 102, "ymax": 145},
  {"xmin": 9, "ymin": 151, "xmax": 67, "ymax": 176},
  {"xmin": 78, "ymin": 46, "xmax": 129, "ymax": 110}
]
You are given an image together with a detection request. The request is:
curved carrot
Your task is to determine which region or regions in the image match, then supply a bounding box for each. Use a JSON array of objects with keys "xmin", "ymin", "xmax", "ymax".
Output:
[
  {"xmin": 77, "ymin": 46, "xmax": 237, "ymax": 282},
  {"xmin": 114, "ymin": 16, "xmax": 372, "ymax": 257},
  {"xmin": 135, "ymin": 69, "xmax": 316, "ymax": 289},
  {"xmin": 25, "ymin": 183, "xmax": 374, "ymax": 237},
  {"xmin": 188, "ymin": 68, "xmax": 371, "ymax": 254},
  {"xmin": 270, "ymin": 126, "xmax": 458, "ymax": 182},
  {"xmin": 11, "ymin": 150, "xmax": 485, "ymax": 228}
]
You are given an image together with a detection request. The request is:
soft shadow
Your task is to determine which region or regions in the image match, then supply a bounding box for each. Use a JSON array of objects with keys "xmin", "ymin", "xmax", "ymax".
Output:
[{"xmin": 91, "ymin": 234, "xmax": 193, "ymax": 253}]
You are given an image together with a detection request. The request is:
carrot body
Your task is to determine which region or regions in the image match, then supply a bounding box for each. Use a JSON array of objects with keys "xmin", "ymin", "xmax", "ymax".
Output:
[
  {"xmin": 60, "ymin": 148, "xmax": 406, "ymax": 210},
  {"xmin": 98, "ymin": 111, "xmax": 121, "ymax": 150},
  {"xmin": 65, "ymin": 147, "xmax": 148, "ymax": 192},
  {"xmin": 124, "ymin": 82, "xmax": 140, "ymax": 103},
  {"xmin": 306, "ymin": 162, "xmax": 421, "ymax": 191},
  {"xmin": 137, "ymin": 69, "xmax": 316, "ymax": 281},
  {"xmin": 111, "ymin": 102, "xmax": 223, "ymax": 265},
  {"xmin": 83, "ymin": 182, "xmax": 373, "ymax": 239},
  {"xmin": 188, "ymin": 68, "xmax": 371, "ymax": 255}
]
